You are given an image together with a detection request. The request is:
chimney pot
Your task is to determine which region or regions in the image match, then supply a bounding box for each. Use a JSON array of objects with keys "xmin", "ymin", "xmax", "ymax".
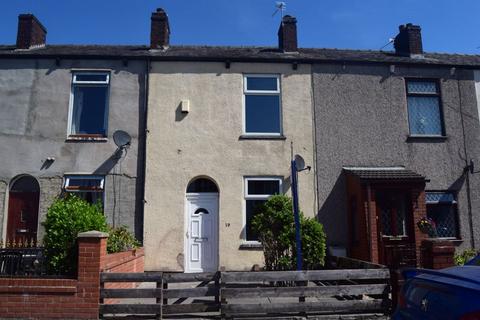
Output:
[
  {"xmin": 278, "ymin": 15, "xmax": 298, "ymax": 52},
  {"xmin": 394, "ymin": 23, "xmax": 423, "ymax": 57},
  {"xmin": 16, "ymin": 14, "xmax": 47, "ymax": 49},
  {"xmin": 150, "ymin": 8, "xmax": 170, "ymax": 49}
]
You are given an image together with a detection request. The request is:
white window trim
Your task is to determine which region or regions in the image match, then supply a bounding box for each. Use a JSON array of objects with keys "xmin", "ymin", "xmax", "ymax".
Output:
[
  {"xmin": 64, "ymin": 175, "xmax": 105, "ymax": 191},
  {"xmin": 242, "ymin": 74, "xmax": 282, "ymax": 136},
  {"xmin": 67, "ymin": 71, "xmax": 111, "ymax": 138},
  {"xmin": 405, "ymin": 79, "xmax": 443, "ymax": 137},
  {"xmin": 242, "ymin": 176, "xmax": 283, "ymax": 243},
  {"xmin": 72, "ymin": 72, "xmax": 110, "ymax": 85}
]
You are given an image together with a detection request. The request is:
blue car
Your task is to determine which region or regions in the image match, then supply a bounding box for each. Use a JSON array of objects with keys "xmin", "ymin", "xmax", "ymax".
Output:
[{"xmin": 393, "ymin": 266, "xmax": 480, "ymax": 320}]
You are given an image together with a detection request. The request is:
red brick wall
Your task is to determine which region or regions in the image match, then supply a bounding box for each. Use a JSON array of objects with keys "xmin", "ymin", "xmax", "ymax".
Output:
[
  {"xmin": 347, "ymin": 181, "xmax": 428, "ymax": 267},
  {"xmin": 0, "ymin": 232, "xmax": 144, "ymax": 320},
  {"xmin": 102, "ymin": 248, "xmax": 145, "ymax": 304},
  {"xmin": 420, "ymin": 239, "xmax": 455, "ymax": 269}
]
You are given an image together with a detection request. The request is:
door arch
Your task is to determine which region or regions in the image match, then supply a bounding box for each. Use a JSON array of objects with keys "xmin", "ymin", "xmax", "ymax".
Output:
[
  {"xmin": 185, "ymin": 177, "xmax": 219, "ymax": 273},
  {"xmin": 6, "ymin": 175, "xmax": 40, "ymax": 243}
]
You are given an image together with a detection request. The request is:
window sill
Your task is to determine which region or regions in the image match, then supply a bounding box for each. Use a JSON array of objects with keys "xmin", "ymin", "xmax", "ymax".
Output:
[
  {"xmin": 406, "ymin": 135, "xmax": 447, "ymax": 142},
  {"xmin": 428, "ymin": 237, "xmax": 463, "ymax": 244},
  {"xmin": 239, "ymin": 242, "xmax": 263, "ymax": 250},
  {"xmin": 66, "ymin": 135, "xmax": 108, "ymax": 143},
  {"xmin": 239, "ymin": 135, "xmax": 286, "ymax": 140}
]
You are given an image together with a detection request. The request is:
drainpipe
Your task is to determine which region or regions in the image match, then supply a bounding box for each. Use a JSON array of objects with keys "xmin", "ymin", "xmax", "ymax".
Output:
[
  {"xmin": 456, "ymin": 72, "xmax": 475, "ymax": 249},
  {"xmin": 138, "ymin": 58, "xmax": 150, "ymax": 244}
]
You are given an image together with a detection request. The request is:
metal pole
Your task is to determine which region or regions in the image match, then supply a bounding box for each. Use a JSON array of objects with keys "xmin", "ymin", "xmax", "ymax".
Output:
[{"xmin": 291, "ymin": 160, "xmax": 303, "ymax": 270}]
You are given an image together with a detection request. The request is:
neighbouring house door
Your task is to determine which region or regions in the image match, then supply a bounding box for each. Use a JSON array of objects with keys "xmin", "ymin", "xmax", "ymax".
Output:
[
  {"xmin": 376, "ymin": 190, "xmax": 415, "ymax": 267},
  {"xmin": 185, "ymin": 193, "xmax": 218, "ymax": 273},
  {"xmin": 7, "ymin": 192, "xmax": 40, "ymax": 243}
]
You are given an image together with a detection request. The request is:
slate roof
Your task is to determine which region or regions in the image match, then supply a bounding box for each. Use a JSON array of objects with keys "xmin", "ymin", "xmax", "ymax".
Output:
[
  {"xmin": 1, "ymin": 44, "xmax": 480, "ymax": 67},
  {"xmin": 343, "ymin": 167, "xmax": 427, "ymax": 182}
]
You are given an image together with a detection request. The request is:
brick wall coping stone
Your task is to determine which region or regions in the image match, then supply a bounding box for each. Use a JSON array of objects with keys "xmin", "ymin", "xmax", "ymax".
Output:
[{"xmin": 77, "ymin": 230, "xmax": 108, "ymax": 238}]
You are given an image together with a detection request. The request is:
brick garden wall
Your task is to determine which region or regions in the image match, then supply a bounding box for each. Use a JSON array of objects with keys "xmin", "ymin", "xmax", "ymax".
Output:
[{"xmin": 0, "ymin": 231, "xmax": 144, "ymax": 319}]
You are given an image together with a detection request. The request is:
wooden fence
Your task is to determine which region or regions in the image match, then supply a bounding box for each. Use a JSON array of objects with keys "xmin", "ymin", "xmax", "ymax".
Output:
[{"xmin": 99, "ymin": 268, "xmax": 390, "ymax": 319}]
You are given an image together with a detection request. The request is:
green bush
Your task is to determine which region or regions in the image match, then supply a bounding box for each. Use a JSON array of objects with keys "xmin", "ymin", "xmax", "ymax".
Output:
[
  {"xmin": 43, "ymin": 194, "xmax": 108, "ymax": 275},
  {"xmin": 252, "ymin": 194, "xmax": 326, "ymax": 270},
  {"xmin": 454, "ymin": 248, "xmax": 478, "ymax": 266},
  {"xmin": 107, "ymin": 225, "xmax": 140, "ymax": 254}
]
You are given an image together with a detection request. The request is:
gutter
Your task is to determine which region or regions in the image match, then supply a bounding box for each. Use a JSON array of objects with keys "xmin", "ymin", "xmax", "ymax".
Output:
[{"xmin": 2, "ymin": 52, "xmax": 480, "ymax": 70}]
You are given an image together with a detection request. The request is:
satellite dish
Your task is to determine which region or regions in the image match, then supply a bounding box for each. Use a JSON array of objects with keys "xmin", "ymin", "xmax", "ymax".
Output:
[
  {"xmin": 113, "ymin": 130, "xmax": 131, "ymax": 148},
  {"xmin": 294, "ymin": 154, "xmax": 306, "ymax": 171}
]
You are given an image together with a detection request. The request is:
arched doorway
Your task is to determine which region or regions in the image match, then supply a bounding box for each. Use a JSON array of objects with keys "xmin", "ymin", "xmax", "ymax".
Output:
[
  {"xmin": 185, "ymin": 177, "xmax": 219, "ymax": 273},
  {"xmin": 6, "ymin": 175, "xmax": 40, "ymax": 243}
]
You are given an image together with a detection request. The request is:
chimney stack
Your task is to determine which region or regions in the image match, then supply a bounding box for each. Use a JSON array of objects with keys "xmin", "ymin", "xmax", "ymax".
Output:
[
  {"xmin": 16, "ymin": 14, "xmax": 47, "ymax": 49},
  {"xmin": 394, "ymin": 23, "xmax": 423, "ymax": 57},
  {"xmin": 151, "ymin": 8, "xmax": 170, "ymax": 49},
  {"xmin": 278, "ymin": 15, "xmax": 298, "ymax": 52}
]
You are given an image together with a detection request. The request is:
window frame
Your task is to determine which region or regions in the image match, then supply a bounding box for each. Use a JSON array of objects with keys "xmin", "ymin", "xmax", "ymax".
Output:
[
  {"xmin": 67, "ymin": 71, "xmax": 111, "ymax": 139},
  {"xmin": 242, "ymin": 74, "xmax": 282, "ymax": 137},
  {"xmin": 243, "ymin": 176, "xmax": 283, "ymax": 243},
  {"xmin": 63, "ymin": 174, "xmax": 106, "ymax": 206},
  {"xmin": 425, "ymin": 191, "xmax": 460, "ymax": 240},
  {"xmin": 64, "ymin": 175, "xmax": 105, "ymax": 192},
  {"xmin": 405, "ymin": 78, "xmax": 446, "ymax": 138}
]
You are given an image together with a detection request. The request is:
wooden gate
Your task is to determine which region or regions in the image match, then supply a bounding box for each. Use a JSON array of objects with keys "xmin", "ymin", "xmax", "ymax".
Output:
[{"xmin": 100, "ymin": 268, "xmax": 391, "ymax": 319}]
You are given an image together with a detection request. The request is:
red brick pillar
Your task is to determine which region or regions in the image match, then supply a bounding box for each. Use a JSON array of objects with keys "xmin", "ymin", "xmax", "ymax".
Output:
[
  {"xmin": 421, "ymin": 239, "xmax": 455, "ymax": 269},
  {"xmin": 77, "ymin": 231, "xmax": 108, "ymax": 319}
]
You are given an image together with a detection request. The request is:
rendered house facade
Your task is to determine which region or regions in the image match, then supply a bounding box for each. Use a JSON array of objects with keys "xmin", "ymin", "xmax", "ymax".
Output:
[
  {"xmin": 143, "ymin": 11, "xmax": 316, "ymax": 272},
  {"xmin": 1, "ymin": 9, "xmax": 480, "ymax": 272},
  {"xmin": 0, "ymin": 15, "xmax": 147, "ymax": 243},
  {"xmin": 313, "ymin": 26, "xmax": 480, "ymax": 264}
]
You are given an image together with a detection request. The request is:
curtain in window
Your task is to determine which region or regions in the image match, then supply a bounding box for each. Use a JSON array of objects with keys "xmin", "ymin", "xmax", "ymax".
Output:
[
  {"xmin": 71, "ymin": 87, "xmax": 84, "ymax": 134},
  {"xmin": 407, "ymin": 96, "xmax": 442, "ymax": 135}
]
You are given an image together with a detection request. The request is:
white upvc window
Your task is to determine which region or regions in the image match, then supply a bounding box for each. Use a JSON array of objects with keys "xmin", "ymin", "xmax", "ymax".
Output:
[
  {"xmin": 243, "ymin": 74, "xmax": 282, "ymax": 136},
  {"xmin": 64, "ymin": 175, "xmax": 105, "ymax": 205},
  {"xmin": 68, "ymin": 72, "xmax": 110, "ymax": 138},
  {"xmin": 243, "ymin": 177, "xmax": 282, "ymax": 242}
]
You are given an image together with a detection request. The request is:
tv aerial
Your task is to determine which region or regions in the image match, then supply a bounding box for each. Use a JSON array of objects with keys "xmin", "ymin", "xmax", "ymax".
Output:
[
  {"xmin": 272, "ymin": 1, "xmax": 287, "ymax": 19},
  {"xmin": 113, "ymin": 130, "xmax": 131, "ymax": 149}
]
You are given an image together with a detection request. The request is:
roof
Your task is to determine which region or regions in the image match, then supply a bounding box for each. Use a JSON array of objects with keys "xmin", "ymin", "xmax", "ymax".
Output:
[
  {"xmin": 1, "ymin": 44, "xmax": 480, "ymax": 67},
  {"xmin": 343, "ymin": 167, "xmax": 427, "ymax": 182}
]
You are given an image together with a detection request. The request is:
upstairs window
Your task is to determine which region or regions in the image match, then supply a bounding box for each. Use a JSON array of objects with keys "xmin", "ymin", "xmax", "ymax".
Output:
[
  {"xmin": 64, "ymin": 175, "xmax": 105, "ymax": 205},
  {"xmin": 426, "ymin": 192, "xmax": 458, "ymax": 238},
  {"xmin": 406, "ymin": 79, "xmax": 444, "ymax": 136},
  {"xmin": 244, "ymin": 177, "xmax": 282, "ymax": 241},
  {"xmin": 68, "ymin": 72, "xmax": 110, "ymax": 137},
  {"xmin": 243, "ymin": 75, "xmax": 281, "ymax": 135}
]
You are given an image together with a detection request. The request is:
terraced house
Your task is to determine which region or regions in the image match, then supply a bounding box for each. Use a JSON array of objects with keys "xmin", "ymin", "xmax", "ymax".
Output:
[
  {"xmin": 0, "ymin": 14, "xmax": 147, "ymax": 243},
  {"xmin": 1, "ymin": 9, "xmax": 480, "ymax": 272}
]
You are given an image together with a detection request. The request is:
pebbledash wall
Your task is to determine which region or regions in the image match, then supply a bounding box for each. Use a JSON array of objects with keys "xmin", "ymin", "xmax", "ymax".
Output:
[
  {"xmin": 0, "ymin": 58, "xmax": 147, "ymax": 241},
  {"xmin": 314, "ymin": 63, "xmax": 480, "ymax": 252},
  {"xmin": 143, "ymin": 62, "xmax": 316, "ymax": 271}
]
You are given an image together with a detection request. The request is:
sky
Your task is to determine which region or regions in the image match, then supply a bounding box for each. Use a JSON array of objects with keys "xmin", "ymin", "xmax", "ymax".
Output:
[{"xmin": 1, "ymin": 0, "xmax": 480, "ymax": 54}]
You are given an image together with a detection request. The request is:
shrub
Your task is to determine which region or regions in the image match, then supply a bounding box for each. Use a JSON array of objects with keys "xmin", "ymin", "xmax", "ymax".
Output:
[
  {"xmin": 454, "ymin": 248, "xmax": 478, "ymax": 266},
  {"xmin": 300, "ymin": 215, "xmax": 327, "ymax": 270},
  {"xmin": 252, "ymin": 194, "xmax": 326, "ymax": 270},
  {"xmin": 107, "ymin": 225, "xmax": 140, "ymax": 254},
  {"xmin": 43, "ymin": 194, "xmax": 108, "ymax": 275}
]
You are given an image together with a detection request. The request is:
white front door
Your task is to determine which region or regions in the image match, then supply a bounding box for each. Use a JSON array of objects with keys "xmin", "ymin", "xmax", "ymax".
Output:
[{"xmin": 185, "ymin": 193, "xmax": 218, "ymax": 273}]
